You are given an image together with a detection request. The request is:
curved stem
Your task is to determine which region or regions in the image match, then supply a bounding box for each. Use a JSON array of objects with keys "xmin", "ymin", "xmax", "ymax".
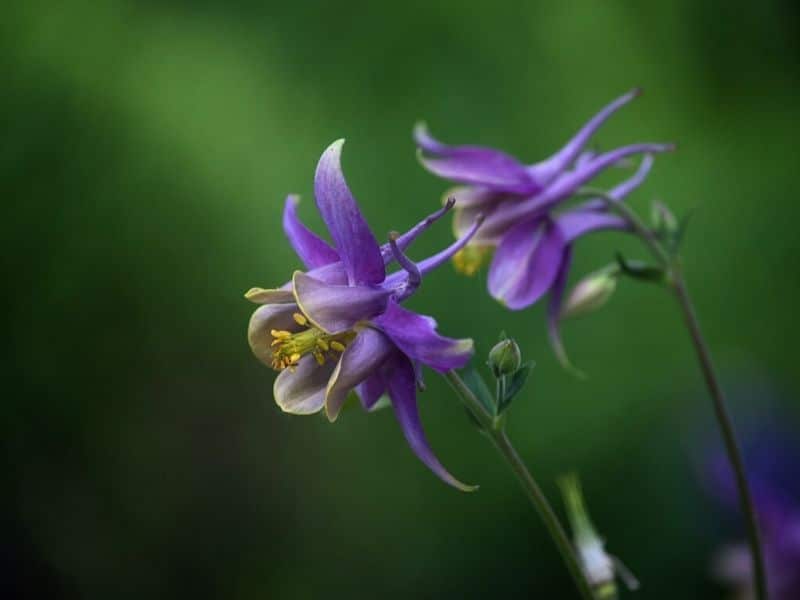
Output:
[
  {"xmin": 444, "ymin": 371, "xmax": 595, "ymax": 600},
  {"xmin": 579, "ymin": 188, "xmax": 671, "ymax": 267},
  {"xmin": 600, "ymin": 196, "xmax": 769, "ymax": 599},
  {"xmin": 670, "ymin": 268, "xmax": 768, "ymax": 600}
]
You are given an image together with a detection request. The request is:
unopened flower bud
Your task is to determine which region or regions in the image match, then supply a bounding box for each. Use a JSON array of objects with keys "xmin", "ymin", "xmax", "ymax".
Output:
[
  {"xmin": 651, "ymin": 200, "xmax": 678, "ymax": 234},
  {"xmin": 560, "ymin": 266, "xmax": 619, "ymax": 320},
  {"xmin": 559, "ymin": 474, "xmax": 639, "ymax": 599},
  {"xmin": 487, "ymin": 338, "xmax": 522, "ymax": 377}
]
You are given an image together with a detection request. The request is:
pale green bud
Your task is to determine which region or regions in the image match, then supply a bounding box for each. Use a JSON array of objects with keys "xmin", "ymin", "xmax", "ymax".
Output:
[
  {"xmin": 487, "ymin": 338, "xmax": 522, "ymax": 377},
  {"xmin": 651, "ymin": 200, "xmax": 678, "ymax": 234},
  {"xmin": 560, "ymin": 266, "xmax": 619, "ymax": 320}
]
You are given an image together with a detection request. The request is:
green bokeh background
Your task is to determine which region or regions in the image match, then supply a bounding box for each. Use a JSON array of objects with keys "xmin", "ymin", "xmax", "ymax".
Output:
[{"xmin": 3, "ymin": 1, "xmax": 799, "ymax": 598}]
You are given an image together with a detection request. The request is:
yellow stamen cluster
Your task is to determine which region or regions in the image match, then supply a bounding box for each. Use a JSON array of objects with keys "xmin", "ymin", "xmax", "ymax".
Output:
[
  {"xmin": 270, "ymin": 313, "xmax": 352, "ymax": 371},
  {"xmin": 452, "ymin": 245, "xmax": 492, "ymax": 276}
]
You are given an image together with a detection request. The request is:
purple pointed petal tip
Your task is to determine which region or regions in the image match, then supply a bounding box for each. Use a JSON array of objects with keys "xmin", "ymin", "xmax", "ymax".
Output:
[
  {"xmin": 414, "ymin": 124, "xmax": 537, "ymax": 194},
  {"xmin": 282, "ymin": 195, "xmax": 340, "ymax": 270},
  {"xmin": 376, "ymin": 302, "xmax": 473, "ymax": 373},
  {"xmin": 387, "ymin": 355, "xmax": 478, "ymax": 492},
  {"xmin": 546, "ymin": 249, "xmax": 586, "ymax": 379},
  {"xmin": 314, "ymin": 139, "xmax": 384, "ymax": 285},
  {"xmin": 413, "ymin": 121, "xmax": 449, "ymax": 154},
  {"xmin": 244, "ymin": 287, "xmax": 295, "ymax": 304},
  {"xmin": 527, "ymin": 88, "xmax": 645, "ymax": 184}
]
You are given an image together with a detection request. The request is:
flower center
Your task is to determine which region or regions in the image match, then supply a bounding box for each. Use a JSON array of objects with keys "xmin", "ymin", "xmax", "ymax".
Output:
[
  {"xmin": 452, "ymin": 245, "xmax": 492, "ymax": 276},
  {"xmin": 270, "ymin": 312, "xmax": 354, "ymax": 371}
]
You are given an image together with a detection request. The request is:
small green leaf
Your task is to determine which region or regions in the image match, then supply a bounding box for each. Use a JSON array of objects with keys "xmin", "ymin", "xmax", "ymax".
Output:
[
  {"xmin": 615, "ymin": 252, "xmax": 665, "ymax": 283},
  {"xmin": 667, "ymin": 209, "xmax": 694, "ymax": 255},
  {"xmin": 460, "ymin": 364, "xmax": 495, "ymax": 416},
  {"xmin": 498, "ymin": 361, "xmax": 535, "ymax": 413}
]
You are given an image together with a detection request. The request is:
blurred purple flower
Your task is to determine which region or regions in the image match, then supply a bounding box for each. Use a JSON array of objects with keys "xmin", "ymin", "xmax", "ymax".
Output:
[
  {"xmin": 707, "ymin": 423, "xmax": 800, "ymax": 599},
  {"xmin": 247, "ymin": 140, "xmax": 479, "ymax": 491},
  {"xmin": 415, "ymin": 90, "xmax": 673, "ymax": 364}
]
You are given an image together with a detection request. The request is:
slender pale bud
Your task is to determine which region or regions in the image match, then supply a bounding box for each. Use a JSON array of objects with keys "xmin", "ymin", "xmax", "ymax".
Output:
[
  {"xmin": 559, "ymin": 474, "xmax": 617, "ymax": 598},
  {"xmin": 651, "ymin": 199, "xmax": 678, "ymax": 234},
  {"xmin": 487, "ymin": 338, "xmax": 522, "ymax": 377},
  {"xmin": 560, "ymin": 266, "xmax": 619, "ymax": 320},
  {"xmin": 559, "ymin": 474, "xmax": 639, "ymax": 599}
]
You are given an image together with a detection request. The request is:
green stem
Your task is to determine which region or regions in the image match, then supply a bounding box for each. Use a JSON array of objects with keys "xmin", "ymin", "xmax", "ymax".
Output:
[
  {"xmin": 670, "ymin": 268, "xmax": 768, "ymax": 600},
  {"xmin": 444, "ymin": 371, "xmax": 595, "ymax": 600},
  {"xmin": 596, "ymin": 192, "xmax": 769, "ymax": 600}
]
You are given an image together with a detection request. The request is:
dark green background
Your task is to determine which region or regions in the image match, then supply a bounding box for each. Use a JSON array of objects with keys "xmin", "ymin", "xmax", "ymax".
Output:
[{"xmin": 3, "ymin": 1, "xmax": 799, "ymax": 598}]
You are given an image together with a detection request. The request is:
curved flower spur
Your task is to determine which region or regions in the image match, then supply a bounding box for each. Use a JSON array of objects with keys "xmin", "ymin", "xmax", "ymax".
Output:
[
  {"xmin": 246, "ymin": 140, "xmax": 481, "ymax": 491},
  {"xmin": 415, "ymin": 89, "xmax": 674, "ymax": 365}
]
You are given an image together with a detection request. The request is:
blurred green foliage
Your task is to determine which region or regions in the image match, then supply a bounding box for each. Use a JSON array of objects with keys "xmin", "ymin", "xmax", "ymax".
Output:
[{"xmin": 3, "ymin": 1, "xmax": 799, "ymax": 598}]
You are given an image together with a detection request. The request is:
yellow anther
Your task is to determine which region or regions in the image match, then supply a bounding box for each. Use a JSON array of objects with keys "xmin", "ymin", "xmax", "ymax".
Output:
[
  {"xmin": 269, "ymin": 326, "xmax": 355, "ymax": 372},
  {"xmin": 293, "ymin": 312, "xmax": 308, "ymax": 326},
  {"xmin": 452, "ymin": 245, "xmax": 491, "ymax": 277}
]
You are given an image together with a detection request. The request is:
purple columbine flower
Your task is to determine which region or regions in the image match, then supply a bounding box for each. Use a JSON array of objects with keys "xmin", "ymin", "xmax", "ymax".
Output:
[
  {"xmin": 707, "ymin": 421, "xmax": 800, "ymax": 599},
  {"xmin": 415, "ymin": 90, "xmax": 674, "ymax": 365},
  {"xmin": 246, "ymin": 140, "xmax": 480, "ymax": 491}
]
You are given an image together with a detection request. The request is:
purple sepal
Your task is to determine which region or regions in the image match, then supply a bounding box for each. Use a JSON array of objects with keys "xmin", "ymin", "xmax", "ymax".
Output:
[
  {"xmin": 375, "ymin": 301, "xmax": 473, "ymax": 373},
  {"xmin": 385, "ymin": 352, "xmax": 477, "ymax": 492},
  {"xmin": 314, "ymin": 140, "xmax": 385, "ymax": 285},
  {"xmin": 282, "ymin": 195, "xmax": 340, "ymax": 269},
  {"xmin": 293, "ymin": 271, "xmax": 391, "ymax": 334}
]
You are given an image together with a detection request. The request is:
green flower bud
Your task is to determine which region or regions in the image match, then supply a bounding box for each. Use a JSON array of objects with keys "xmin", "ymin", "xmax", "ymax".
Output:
[
  {"xmin": 559, "ymin": 474, "xmax": 639, "ymax": 598},
  {"xmin": 560, "ymin": 266, "xmax": 619, "ymax": 320},
  {"xmin": 651, "ymin": 200, "xmax": 678, "ymax": 234},
  {"xmin": 487, "ymin": 338, "xmax": 522, "ymax": 377}
]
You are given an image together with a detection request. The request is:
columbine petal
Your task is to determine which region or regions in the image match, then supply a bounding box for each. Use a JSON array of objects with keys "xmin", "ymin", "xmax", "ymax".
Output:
[
  {"xmin": 384, "ymin": 352, "xmax": 477, "ymax": 492},
  {"xmin": 383, "ymin": 210, "xmax": 485, "ymax": 291},
  {"xmin": 244, "ymin": 287, "xmax": 296, "ymax": 304},
  {"xmin": 546, "ymin": 247, "xmax": 583, "ymax": 375},
  {"xmin": 479, "ymin": 144, "xmax": 672, "ymax": 235},
  {"xmin": 292, "ymin": 271, "xmax": 391, "ymax": 334},
  {"xmin": 375, "ymin": 301, "xmax": 473, "ymax": 373},
  {"xmin": 488, "ymin": 218, "xmax": 566, "ymax": 309},
  {"xmin": 555, "ymin": 210, "xmax": 628, "ymax": 242},
  {"xmin": 248, "ymin": 302, "xmax": 300, "ymax": 366},
  {"xmin": 380, "ymin": 199, "xmax": 456, "ymax": 264},
  {"xmin": 314, "ymin": 139, "xmax": 384, "ymax": 285},
  {"xmin": 273, "ymin": 355, "xmax": 335, "ymax": 415},
  {"xmin": 415, "ymin": 123, "xmax": 538, "ymax": 194},
  {"xmin": 325, "ymin": 327, "xmax": 394, "ymax": 421},
  {"xmin": 356, "ymin": 372, "xmax": 386, "ymax": 411},
  {"xmin": 528, "ymin": 89, "xmax": 641, "ymax": 185},
  {"xmin": 534, "ymin": 143, "xmax": 674, "ymax": 211},
  {"xmin": 574, "ymin": 150, "xmax": 597, "ymax": 170},
  {"xmin": 282, "ymin": 195, "xmax": 340, "ymax": 269},
  {"xmin": 580, "ymin": 154, "xmax": 654, "ymax": 211}
]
